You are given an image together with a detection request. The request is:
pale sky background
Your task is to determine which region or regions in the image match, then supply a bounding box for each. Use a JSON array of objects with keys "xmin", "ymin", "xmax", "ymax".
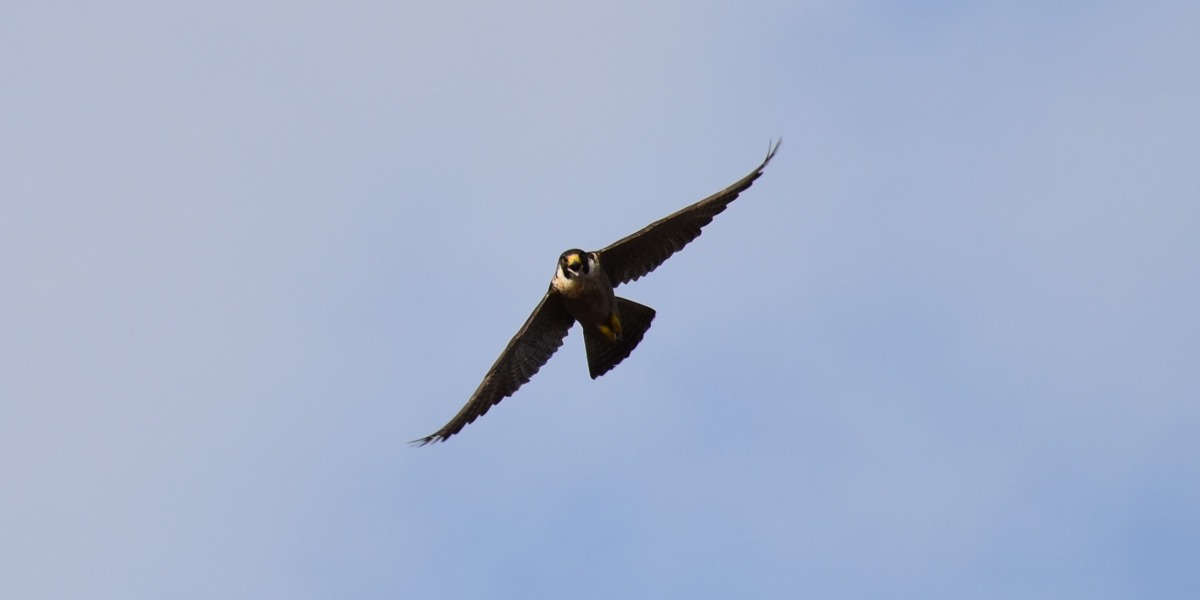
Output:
[{"xmin": 3, "ymin": 2, "xmax": 1198, "ymax": 598}]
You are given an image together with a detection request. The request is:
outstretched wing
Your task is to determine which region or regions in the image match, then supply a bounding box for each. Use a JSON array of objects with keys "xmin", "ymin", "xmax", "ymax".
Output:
[
  {"xmin": 599, "ymin": 139, "xmax": 780, "ymax": 287},
  {"xmin": 412, "ymin": 288, "xmax": 575, "ymax": 445}
]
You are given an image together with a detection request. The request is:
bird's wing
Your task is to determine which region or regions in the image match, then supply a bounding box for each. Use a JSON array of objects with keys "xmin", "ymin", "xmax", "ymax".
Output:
[
  {"xmin": 412, "ymin": 288, "xmax": 575, "ymax": 445},
  {"xmin": 598, "ymin": 139, "xmax": 780, "ymax": 287}
]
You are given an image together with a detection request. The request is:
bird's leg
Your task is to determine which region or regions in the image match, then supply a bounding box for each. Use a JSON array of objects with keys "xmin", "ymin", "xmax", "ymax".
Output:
[{"xmin": 597, "ymin": 313, "xmax": 622, "ymax": 342}]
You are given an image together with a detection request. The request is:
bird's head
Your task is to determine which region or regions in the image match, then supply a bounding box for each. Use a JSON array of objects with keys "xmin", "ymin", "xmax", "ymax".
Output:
[{"xmin": 556, "ymin": 249, "xmax": 595, "ymax": 280}]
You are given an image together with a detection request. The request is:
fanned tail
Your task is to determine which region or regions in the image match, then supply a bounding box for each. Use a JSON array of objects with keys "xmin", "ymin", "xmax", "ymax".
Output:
[{"xmin": 583, "ymin": 297, "xmax": 656, "ymax": 379}]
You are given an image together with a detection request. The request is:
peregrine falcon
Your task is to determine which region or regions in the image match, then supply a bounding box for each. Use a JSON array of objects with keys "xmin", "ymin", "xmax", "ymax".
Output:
[{"xmin": 414, "ymin": 140, "xmax": 780, "ymax": 445}]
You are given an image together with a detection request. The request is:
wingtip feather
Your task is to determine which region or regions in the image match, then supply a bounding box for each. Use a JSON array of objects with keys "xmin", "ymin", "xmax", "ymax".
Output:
[{"xmin": 409, "ymin": 434, "xmax": 442, "ymax": 447}]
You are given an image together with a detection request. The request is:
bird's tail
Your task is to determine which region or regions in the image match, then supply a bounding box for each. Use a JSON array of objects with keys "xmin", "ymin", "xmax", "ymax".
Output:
[{"xmin": 583, "ymin": 297, "xmax": 656, "ymax": 379}]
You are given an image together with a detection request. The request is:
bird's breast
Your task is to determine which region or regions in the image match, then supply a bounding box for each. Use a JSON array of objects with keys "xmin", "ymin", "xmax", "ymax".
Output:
[{"xmin": 552, "ymin": 272, "xmax": 607, "ymax": 299}]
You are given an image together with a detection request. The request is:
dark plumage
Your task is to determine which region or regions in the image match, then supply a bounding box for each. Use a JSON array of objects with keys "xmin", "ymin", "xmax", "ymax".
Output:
[{"xmin": 413, "ymin": 140, "xmax": 780, "ymax": 445}]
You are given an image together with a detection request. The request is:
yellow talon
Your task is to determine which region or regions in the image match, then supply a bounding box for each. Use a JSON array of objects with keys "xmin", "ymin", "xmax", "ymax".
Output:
[{"xmin": 596, "ymin": 313, "xmax": 623, "ymax": 342}]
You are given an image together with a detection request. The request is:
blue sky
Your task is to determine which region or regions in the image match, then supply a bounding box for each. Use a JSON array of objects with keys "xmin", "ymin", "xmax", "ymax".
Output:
[{"xmin": 2, "ymin": 2, "xmax": 1198, "ymax": 598}]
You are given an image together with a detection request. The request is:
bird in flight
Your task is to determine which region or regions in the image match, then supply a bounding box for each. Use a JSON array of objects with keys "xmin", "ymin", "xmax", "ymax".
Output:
[{"xmin": 414, "ymin": 140, "xmax": 781, "ymax": 445}]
